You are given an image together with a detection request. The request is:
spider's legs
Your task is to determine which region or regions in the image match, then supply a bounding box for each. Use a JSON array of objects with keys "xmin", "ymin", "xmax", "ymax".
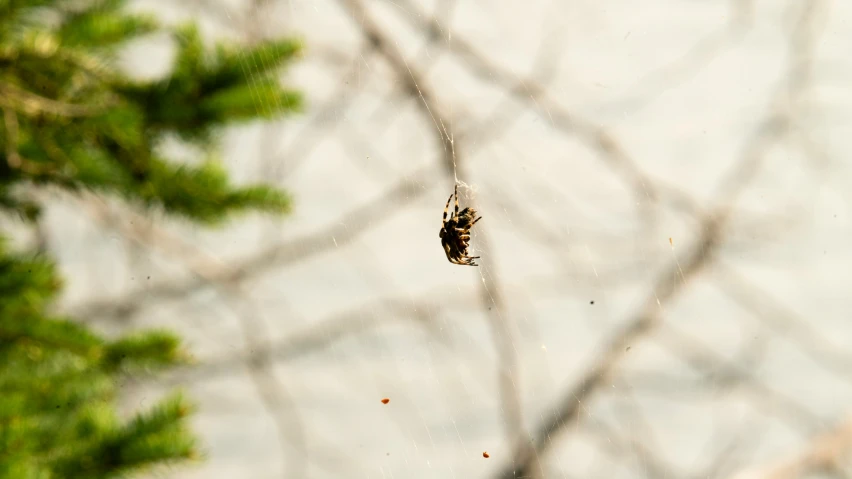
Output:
[
  {"xmin": 443, "ymin": 242, "xmax": 455, "ymax": 262},
  {"xmin": 471, "ymin": 216, "xmax": 482, "ymax": 226},
  {"xmin": 454, "ymin": 184, "xmax": 460, "ymax": 218},
  {"xmin": 442, "ymin": 191, "xmax": 454, "ymax": 224}
]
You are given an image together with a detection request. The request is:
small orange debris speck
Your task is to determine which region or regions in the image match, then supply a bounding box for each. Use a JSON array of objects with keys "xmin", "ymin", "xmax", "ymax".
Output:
[
  {"xmin": 482, "ymin": 452, "xmax": 490, "ymax": 458},
  {"xmin": 381, "ymin": 398, "xmax": 390, "ymax": 404},
  {"xmin": 669, "ymin": 237, "xmax": 673, "ymax": 246}
]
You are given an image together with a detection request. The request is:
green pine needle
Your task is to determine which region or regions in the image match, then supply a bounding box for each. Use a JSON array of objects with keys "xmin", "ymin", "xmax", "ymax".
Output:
[
  {"xmin": 102, "ymin": 329, "xmax": 185, "ymax": 372},
  {"xmin": 0, "ymin": 0, "xmax": 302, "ymax": 477}
]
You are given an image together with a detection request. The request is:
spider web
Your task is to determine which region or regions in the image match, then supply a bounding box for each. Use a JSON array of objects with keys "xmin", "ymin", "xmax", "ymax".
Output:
[{"xmin": 48, "ymin": 0, "xmax": 852, "ymax": 478}]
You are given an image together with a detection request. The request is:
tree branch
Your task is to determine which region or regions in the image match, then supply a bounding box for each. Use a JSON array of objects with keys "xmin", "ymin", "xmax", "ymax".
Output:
[{"xmin": 727, "ymin": 416, "xmax": 852, "ymax": 479}]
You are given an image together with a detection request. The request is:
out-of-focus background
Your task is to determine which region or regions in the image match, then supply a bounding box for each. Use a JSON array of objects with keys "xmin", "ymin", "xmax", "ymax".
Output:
[{"xmin": 44, "ymin": 0, "xmax": 852, "ymax": 477}]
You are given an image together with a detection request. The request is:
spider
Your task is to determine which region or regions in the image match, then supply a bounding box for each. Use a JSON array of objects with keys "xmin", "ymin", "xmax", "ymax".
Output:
[{"xmin": 439, "ymin": 184, "xmax": 482, "ymax": 266}]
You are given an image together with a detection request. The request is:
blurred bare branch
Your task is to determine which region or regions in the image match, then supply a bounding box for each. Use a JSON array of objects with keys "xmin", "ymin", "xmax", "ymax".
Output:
[
  {"xmin": 727, "ymin": 415, "xmax": 852, "ymax": 479},
  {"xmin": 714, "ymin": 261, "xmax": 852, "ymax": 383}
]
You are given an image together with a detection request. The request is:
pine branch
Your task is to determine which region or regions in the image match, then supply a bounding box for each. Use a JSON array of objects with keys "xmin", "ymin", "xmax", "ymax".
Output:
[{"xmin": 0, "ymin": 0, "xmax": 303, "ymax": 477}]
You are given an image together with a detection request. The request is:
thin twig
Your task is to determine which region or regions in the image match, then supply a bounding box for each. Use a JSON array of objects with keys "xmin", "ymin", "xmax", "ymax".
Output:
[
  {"xmin": 726, "ymin": 415, "xmax": 852, "ymax": 479},
  {"xmin": 714, "ymin": 261, "xmax": 852, "ymax": 384},
  {"xmin": 586, "ymin": 413, "xmax": 676, "ymax": 479},
  {"xmin": 3, "ymin": 108, "xmax": 21, "ymax": 168},
  {"xmin": 656, "ymin": 323, "xmax": 821, "ymax": 431},
  {"xmin": 0, "ymin": 82, "xmax": 107, "ymax": 118}
]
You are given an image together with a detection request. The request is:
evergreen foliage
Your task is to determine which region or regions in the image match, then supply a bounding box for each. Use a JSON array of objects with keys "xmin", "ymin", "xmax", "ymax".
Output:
[{"xmin": 0, "ymin": 0, "xmax": 302, "ymax": 477}]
